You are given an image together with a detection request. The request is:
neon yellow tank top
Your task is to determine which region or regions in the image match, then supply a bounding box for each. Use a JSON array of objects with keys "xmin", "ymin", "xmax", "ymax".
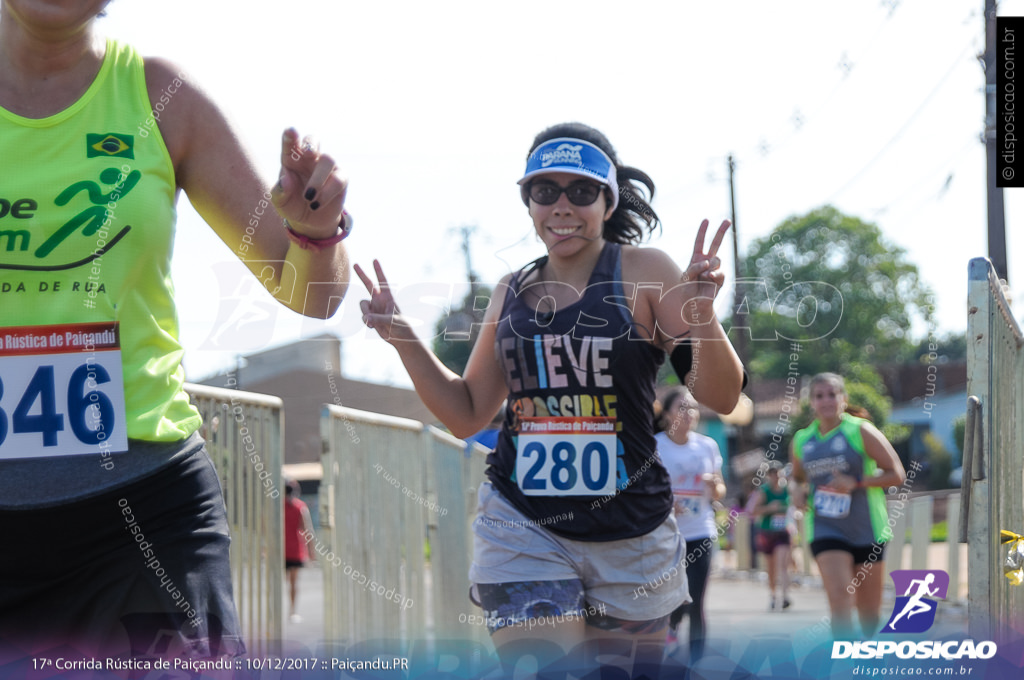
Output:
[{"xmin": 0, "ymin": 39, "xmax": 201, "ymax": 444}]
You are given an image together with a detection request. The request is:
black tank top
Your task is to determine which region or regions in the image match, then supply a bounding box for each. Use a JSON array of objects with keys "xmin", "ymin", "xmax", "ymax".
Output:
[{"xmin": 486, "ymin": 242, "xmax": 672, "ymax": 541}]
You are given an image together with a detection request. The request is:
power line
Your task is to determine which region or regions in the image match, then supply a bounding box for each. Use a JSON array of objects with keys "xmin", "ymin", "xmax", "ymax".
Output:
[
  {"xmin": 738, "ymin": 0, "xmax": 912, "ymax": 162},
  {"xmin": 825, "ymin": 37, "xmax": 979, "ymax": 203},
  {"xmin": 661, "ymin": 2, "xmax": 924, "ymax": 202},
  {"xmin": 868, "ymin": 136, "xmax": 977, "ymax": 218}
]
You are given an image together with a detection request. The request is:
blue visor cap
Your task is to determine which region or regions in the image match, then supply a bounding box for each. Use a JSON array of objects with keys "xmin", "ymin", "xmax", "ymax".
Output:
[{"xmin": 518, "ymin": 137, "xmax": 619, "ymax": 212}]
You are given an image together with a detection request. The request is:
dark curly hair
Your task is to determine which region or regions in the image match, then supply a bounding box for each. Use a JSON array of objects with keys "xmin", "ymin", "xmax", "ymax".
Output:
[
  {"xmin": 525, "ymin": 122, "xmax": 661, "ymax": 245},
  {"xmin": 654, "ymin": 386, "xmax": 696, "ymax": 434}
]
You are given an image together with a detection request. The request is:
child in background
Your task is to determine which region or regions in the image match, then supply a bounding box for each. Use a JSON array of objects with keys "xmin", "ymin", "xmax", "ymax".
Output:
[{"xmin": 751, "ymin": 463, "xmax": 792, "ymax": 611}]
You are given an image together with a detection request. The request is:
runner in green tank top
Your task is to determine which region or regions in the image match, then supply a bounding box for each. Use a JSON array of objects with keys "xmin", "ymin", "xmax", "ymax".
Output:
[
  {"xmin": 0, "ymin": 0, "xmax": 350, "ymax": 660},
  {"xmin": 791, "ymin": 373, "xmax": 906, "ymax": 640},
  {"xmin": 751, "ymin": 463, "xmax": 793, "ymax": 611}
]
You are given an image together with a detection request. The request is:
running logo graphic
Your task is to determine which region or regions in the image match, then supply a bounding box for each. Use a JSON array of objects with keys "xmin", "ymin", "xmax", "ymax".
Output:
[{"xmin": 882, "ymin": 569, "xmax": 949, "ymax": 633}]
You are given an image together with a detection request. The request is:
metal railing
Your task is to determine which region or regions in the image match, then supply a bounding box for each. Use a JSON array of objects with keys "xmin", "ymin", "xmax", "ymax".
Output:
[
  {"xmin": 962, "ymin": 257, "xmax": 1024, "ymax": 640},
  {"xmin": 885, "ymin": 493, "xmax": 965, "ymax": 601},
  {"xmin": 318, "ymin": 405, "xmax": 489, "ymax": 644},
  {"xmin": 185, "ymin": 382, "xmax": 284, "ymax": 654}
]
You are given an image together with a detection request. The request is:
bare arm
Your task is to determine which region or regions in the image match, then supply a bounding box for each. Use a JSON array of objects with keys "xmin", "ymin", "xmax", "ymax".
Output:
[
  {"xmin": 831, "ymin": 422, "xmax": 907, "ymax": 493},
  {"xmin": 750, "ymin": 489, "xmax": 771, "ymax": 517},
  {"xmin": 356, "ymin": 261, "xmax": 509, "ymax": 438},
  {"xmin": 626, "ymin": 220, "xmax": 744, "ymax": 413},
  {"xmin": 705, "ymin": 472, "xmax": 727, "ymax": 503},
  {"xmin": 860, "ymin": 422, "xmax": 907, "ymax": 489},
  {"xmin": 706, "ymin": 444, "xmax": 727, "ymax": 502},
  {"xmin": 149, "ymin": 59, "xmax": 349, "ymax": 318},
  {"xmin": 789, "ymin": 442, "xmax": 809, "ymax": 509},
  {"xmin": 300, "ymin": 502, "xmax": 315, "ymax": 536}
]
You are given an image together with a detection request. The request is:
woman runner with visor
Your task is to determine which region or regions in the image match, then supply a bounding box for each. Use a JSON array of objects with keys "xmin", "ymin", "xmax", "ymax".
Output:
[{"xmin": 358, "ymin": 122, "xmax": 744, "ymax": 676}]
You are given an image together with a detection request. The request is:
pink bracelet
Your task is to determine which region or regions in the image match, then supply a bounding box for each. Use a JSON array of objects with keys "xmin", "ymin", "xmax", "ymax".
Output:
[{"xmin": 284, "ymin": 211, "xmax": 352, "ymax": 252}]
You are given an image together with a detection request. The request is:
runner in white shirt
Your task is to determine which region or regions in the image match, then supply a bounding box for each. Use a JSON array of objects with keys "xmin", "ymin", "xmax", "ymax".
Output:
[{"xmin": 655, "ymin": 387, "xmax": 725, "ymax": 660}]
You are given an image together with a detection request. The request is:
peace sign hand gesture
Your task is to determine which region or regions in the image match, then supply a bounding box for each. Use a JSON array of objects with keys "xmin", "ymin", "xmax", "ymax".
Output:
[
  {"xmin": 355, "ymin": 260, "xmax": 416, "ymax": 344},
  {"xmin": 681, "ymin": 219, "xmax": 730, "ymax": 325}
]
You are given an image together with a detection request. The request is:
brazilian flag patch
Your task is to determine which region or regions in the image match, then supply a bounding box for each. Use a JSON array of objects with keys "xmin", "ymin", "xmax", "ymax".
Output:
[{"xmin": 87, "ymin": 133, "xmax": 134, "ymax": 159}]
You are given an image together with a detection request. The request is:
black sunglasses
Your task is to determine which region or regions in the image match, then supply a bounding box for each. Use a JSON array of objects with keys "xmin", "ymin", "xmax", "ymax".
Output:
[{"xmin": 527, "ymin": 179, "xmax": 605, "ymax": 206}]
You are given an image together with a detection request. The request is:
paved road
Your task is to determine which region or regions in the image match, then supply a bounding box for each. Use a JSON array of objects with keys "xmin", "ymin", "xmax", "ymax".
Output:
[
  {"xmin": 280, "ymin": 564, "xmax": 326, "ymax": 648},
  {"xmin": 276, "ymin": 562, "xmax": 969, "ymax": 664}
]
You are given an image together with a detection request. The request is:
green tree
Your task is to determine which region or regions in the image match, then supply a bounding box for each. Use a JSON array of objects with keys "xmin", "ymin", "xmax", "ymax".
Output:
[
  {"xmin": 431, "ymin": 225, "xmax": 492, "ymax": 375},
  {"xmin": 899, "ymin": 331, "xmax": 967, "ymax": 365},
  {"xmin": 733, "ymin": 206, "xmax": 934, "ymax": 379},
  {"xmin": 431, "ymin": 281, "xmax": 492, "ymax": 375},
  {"xmin": 921, "ymin": 432, "xmax": 954, "ymax": 490},
  {"xmin": 952, "ymin": 413, "xmax": 966, "ymax": 457}
]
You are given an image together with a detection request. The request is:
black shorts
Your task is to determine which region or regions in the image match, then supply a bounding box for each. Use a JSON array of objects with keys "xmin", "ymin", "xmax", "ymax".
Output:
[
  {"xmin": 810, "ymin": 538, "xmax": 886, "ymax": 565},
  {"xmin": 0, "ymin": 441, "xmax": 244, "ymax": 660},
  {"xmin": 286, "ymin": 559, "xmax": 306, "ymax": 569}
]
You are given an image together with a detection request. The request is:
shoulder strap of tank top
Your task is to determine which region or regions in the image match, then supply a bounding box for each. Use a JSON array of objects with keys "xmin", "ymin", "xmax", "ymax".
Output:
[
  {"xmin": 588, "ymin": 241, "xmax": 619, "ymax": 284},
  {"xmin": 510, "ymin": 255, "xmax": 548, "ymax": 293},
  {"xmin": 498, "ymin": 255, "xmax": 547, "ymax": 319},
  {"xmin": 585, "ymin": 242, "xmax": 628, "ymax": 307}
]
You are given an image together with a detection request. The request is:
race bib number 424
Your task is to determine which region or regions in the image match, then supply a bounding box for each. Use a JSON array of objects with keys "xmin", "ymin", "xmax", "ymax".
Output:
[
  {"xmin": 0, "ymin": 322, "xmax": 128, "ymax": 459},
  {"xmin": 516, "ymin": 417, "xmax": 617, "ymax": 497}
]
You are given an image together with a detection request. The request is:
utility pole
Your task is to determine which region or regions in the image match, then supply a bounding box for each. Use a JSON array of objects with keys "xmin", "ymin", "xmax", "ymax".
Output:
[
  {"xmin": 727, "ymin": 154, "xmax": 755, "ymax": 459},
  {"xmin": 985, "ymin": 0, "xmax": 1008, "ymax": 281},
  {"xmin": 728, "ymin": 155, "xmax": 748, "ymax": 368},
  {"xmin": 437, "ymin": 225, "xmax": 484, "ymax": 353},
  {"xmin": 457, "ymin": 224, "xmax": 479, "ymax": 288}
]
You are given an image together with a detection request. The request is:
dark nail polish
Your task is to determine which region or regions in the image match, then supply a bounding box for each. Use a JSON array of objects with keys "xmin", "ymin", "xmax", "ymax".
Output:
[
  {"xmin": 304, "ymin": 187, "xmax": 316, "ymax": 201},
  {"xmin": 310, "ymin": 201, "xmax": 320, "ymax": 211}
]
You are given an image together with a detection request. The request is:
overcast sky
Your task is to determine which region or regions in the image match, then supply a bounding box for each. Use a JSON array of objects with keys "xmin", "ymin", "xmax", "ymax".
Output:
[{"xmin": 98, "ymin": 0, "xmax": 1024, "ymax": 386}]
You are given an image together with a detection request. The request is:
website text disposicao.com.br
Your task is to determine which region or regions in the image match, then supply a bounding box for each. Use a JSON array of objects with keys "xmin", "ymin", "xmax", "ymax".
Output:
[{"xmin": 835, "ymin": 639, "xmax": 996, "ymax": 677}]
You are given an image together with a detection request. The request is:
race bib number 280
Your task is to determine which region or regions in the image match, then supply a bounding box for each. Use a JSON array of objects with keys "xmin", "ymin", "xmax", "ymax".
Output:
[
  {"xmin": 0, "ymin": 323, "xmax": 128, "ymax": 460},
  {"xmin": 516, "ymin": 417, "xmax": 617, "ymax": 497}
]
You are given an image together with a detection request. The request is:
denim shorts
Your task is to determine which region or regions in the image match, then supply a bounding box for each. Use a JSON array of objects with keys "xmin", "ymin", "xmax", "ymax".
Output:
[{"xmin": 469, "ymin": 482, "xmax": 689, "ymax": 623}]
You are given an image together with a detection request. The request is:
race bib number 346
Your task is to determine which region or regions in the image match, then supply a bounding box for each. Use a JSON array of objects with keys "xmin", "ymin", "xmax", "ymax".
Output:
[
  {"xmin": 516, "ymin": 417, "xmax": 617, "ymax": 497},
  {"xmin": 0, "ymin": 322, "xmax": 128, "ymax": 459}
]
